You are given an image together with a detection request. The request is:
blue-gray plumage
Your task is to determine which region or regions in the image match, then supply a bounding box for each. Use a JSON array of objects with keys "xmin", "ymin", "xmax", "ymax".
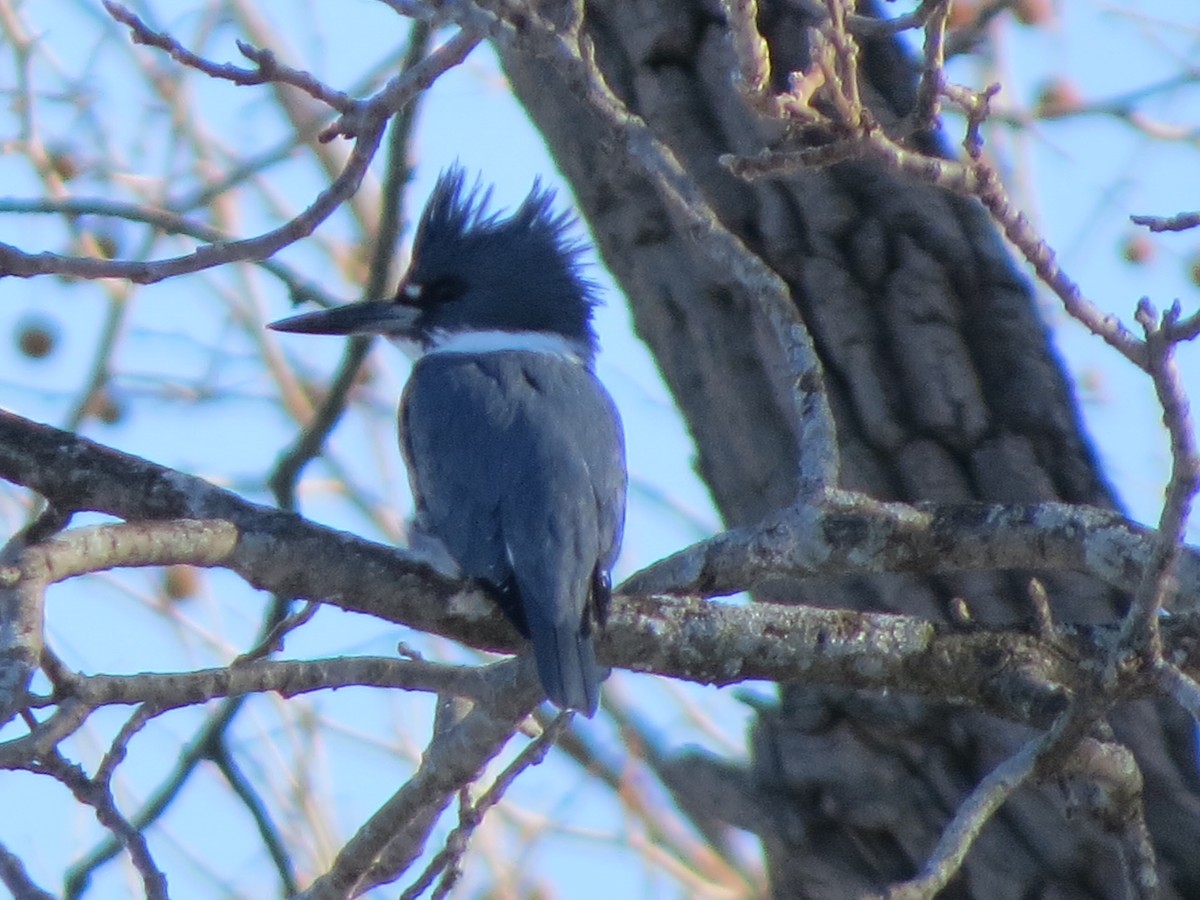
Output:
[{"xmin": 269, "ymin": 167, "xmax": 626, "ymax": 715}]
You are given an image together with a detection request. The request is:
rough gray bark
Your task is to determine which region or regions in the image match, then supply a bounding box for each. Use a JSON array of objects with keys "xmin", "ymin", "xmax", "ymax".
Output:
[{"xmin": 500, "ymin": 0, "xmax": 1200, "ymax": 896}]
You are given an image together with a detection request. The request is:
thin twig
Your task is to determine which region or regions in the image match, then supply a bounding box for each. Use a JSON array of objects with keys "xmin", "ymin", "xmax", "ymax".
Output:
[
  {"xmin": 0, "ymin": 6, "xmax": 478, "ymax": 285},
  {"xmin": 208, "ymin": 738, "xmax": 299, "ymax": 895},
  {"xmin": 103, "ymin": 2, "xmax": 354, "ymax": 112},
  {"xmin": 400, "ymin": 712, "xmax": 573, "ymax": 900},
  {"xmin": 268, "ymin": 21, "xmax": 435, "ymax": 508},
  {"xmin": 0, "ymin": 197, "xmax": 331, "ymax": 305},
  {"xmin": 94, "ymin": 703, "xmax": 163, "ymax": 786},
  {"xmin": 911, "ymin": 0, "xmax": 951, "ymax": 133},
  {"xmin": 717, "ymin": 0, "xmax": 1152, "ymax": 371},
  {"xmin": 1131, "ymin": 210, "xmax": 1200, "ymax": 233},
  {"xmin": 233, "ymin": 601, "xmax": 320, "ymax": 664},
  {"xmin": 50, "ymin": 656, "xmax": 493, "ymax": 712},
  {"xmin": 297, "ymin": 659, "xmax": 541, "ymax": 898},
  {"xmin": 0, "ymin": 838, "xmax": 56, "ymax": 900},
  {"xmin": 877, "ymin": 699, "xmax": 1107, "ymax": 899},
  {"xmin": 40, "ymin": 751, "xmax": 169, "ymax": 900},
  {"xmin": 1119, "ymin": 301, "xmax": 1200, "ymax": 653},
  {"xmin": 875, "ymin": 732, "xmax": 1045, "ymax": 899},
  {"xmin": 0, "ymin": 117, "xmax": 386, "ymax": 283}
]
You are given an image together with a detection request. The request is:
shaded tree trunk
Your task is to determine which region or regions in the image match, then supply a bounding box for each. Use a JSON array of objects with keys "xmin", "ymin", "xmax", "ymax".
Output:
[{"xmin": 501, "ymin": 0, "xmax": 1200, "ymax": 896}]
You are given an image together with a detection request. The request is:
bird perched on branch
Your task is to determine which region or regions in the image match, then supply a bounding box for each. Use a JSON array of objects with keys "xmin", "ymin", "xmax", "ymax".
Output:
[{"xmin": 270, "ymin": 167, "xmax": 626, "ymax": 716}]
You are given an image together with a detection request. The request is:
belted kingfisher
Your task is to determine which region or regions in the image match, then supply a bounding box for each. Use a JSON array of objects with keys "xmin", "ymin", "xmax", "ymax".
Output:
[{"xmin": 269, "ymin": 167, "xmax": 626, "ymax": 716}]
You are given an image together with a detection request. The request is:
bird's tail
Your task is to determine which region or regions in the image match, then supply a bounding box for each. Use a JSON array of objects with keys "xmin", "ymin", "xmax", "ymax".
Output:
[{"xmin": 533, "ymin": 623, "xmax": 603, "ymax": 716}]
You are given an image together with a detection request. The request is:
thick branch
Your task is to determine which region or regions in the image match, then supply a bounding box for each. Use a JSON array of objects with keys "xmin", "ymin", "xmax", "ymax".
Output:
[
  {"xmin": 49, "ymin": 656, "xmax": 493, "ymax": 710},
  {"xmin": 3, "ymin": 411, "xmax": 1200, "ymax": 730},
  {"xmin": 621, "ymin": 488, "xmax": 1200, "ymax": 603},
  {"xmin": 1, "ymin": 519, "xmax": 238, "ymax": 725}
]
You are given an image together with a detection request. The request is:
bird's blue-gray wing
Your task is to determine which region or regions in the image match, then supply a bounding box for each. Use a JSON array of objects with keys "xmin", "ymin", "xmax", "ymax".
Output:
[
  {"xmin": 400, "ymin": 356, "xmax": 517, "ymax": 597},
  {"xmin": 400, "ymin": 353, "xmax": 625, "ymax": 713}
]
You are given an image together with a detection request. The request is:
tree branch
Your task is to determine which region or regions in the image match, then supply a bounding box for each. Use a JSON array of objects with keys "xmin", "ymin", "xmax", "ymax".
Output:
[
  {"xmin": 0, "ymin": 519, "xmax": 238, "ymax": 725},
  {"xmin": 0, "ymin": 838, "xmax": 55, "ymax": 900},
  {"xmin": 717, "ymin": 0, "xmax": 1152, "ymax": 371},
  {"xmin": 47, "ymin": 655, "xmax": 494, "ymax": 711},
  {"xmin": 2, "ymin": 409, "xmax": 1200, "ymax": 730},
  {"xmin": 103, "ymin": 2, "xmax": 355, "ymax": 112},
  {"xmin": 296, "ymin": 658, "xmax": 542, "ymax": 898},
  {"xmin": 0, "ymin": 5, "xmax": 480, "ymax": 285}
]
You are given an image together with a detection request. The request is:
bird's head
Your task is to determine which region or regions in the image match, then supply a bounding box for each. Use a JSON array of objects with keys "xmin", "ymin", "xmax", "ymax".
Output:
[{"xmin": 269, "ymin": 166, "xmax": 599, "ymax": 362}]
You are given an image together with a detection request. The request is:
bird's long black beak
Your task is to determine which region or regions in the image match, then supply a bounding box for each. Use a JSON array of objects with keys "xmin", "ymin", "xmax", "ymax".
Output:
[{"xmin": 268, "ymin": 300, "xmax": 420, "ymax": 337}]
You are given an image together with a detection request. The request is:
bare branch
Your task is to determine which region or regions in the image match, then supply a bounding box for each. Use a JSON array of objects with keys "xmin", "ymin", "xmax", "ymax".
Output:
[
  {"xmin": 234, "ymin": 600, "xmax": 320, "ymax": 664},
  {"xmin": 0, "ymin": 117, "xmax": 386, "ymax": 284},
  {"xmin": 0, "ymin": 7, "xmax": 481, "ymax": 286},
  {"xmin": 874, "ymin": 728, "xmax": 1046, "ymax": 899},
  {"xmin": 0, "ymin": 701, "xmax": 90, "ymax": 768},
  {"xmin": 1, "ymin": 519, "xmax": 238, "ymax": 725},
  {"xmin": 910, "ymin": 0, "xmax": 952, "ymax": 134},
  {"xmin": 297, "ymin": 659, "xmax": 542, "ymax": 898},
  {"xmin": 1166, "ymin": 309, "xmax": 1200, "ymax": 345},
  {"xmin": 717, "ymin": 0, "xmax": 1152, "ymax": 371},
  {"xmin": 22, "ymin": 519, "xmax": 238, "ymax": 583},
  {"xmin": 48, "ymin": 655, "xmax": 494, "ymax": 712},
  {"xmin": 1064, "ymin": 740, "xmax": 1158, "ymax": 900},
  {"xmin": 0, "ymin": 837, "xmax": 56, "ymax": 900},
  {"xmin": 1155, "ymin": 661, "xmax": 1200, "ymax": 721},
  {"xmin": 0, "ymin": 541, "xmax": 45, "ymax": 729},
  {"xmin": 64, "ymin": 701, "xmax": 248, "ymax": 895},
  {"xmin": 37, "ymin": 751, "xmax": 168, "ymax": 900},
  {"xmin": 1119, "ymin": 301, "xmax": 1200, "ymax": 652},
  {"xmin": 324, "ymin": 27, "xmax": 484, "ymax": 141},
  {"xmin": 2, "ymin": 410, "xmax": 1200, "ymax": 721},
  {"xmin": 0, "ymin": 197, "xmax": 333, "ymax": 306},
  {"xmin": 400, "ymin": 712, "xmax": 572, "ymax": 899},
  {"xmin": 879, "ymin": 726, "xmax": 1155, "ymax": 900},
  {"xmin": 93, "ymin": 702, "xmax": 161, "ymax": 787},
  {"xmin": 967, "ymin": 166, "xmax": 1149, "ymax": 370},
  {"xmin": 207, "ymin": 737, "xmax": 299, "ymax": 895},
  {"xmin": 621, "ymin": 490, "xmax": 1200, "ymax": 603},
  {"xmin": 36, "ymin": 641, "xmax": 484, "ymax": 884},
  {"xmin": 103, "ymin": 2, "xmax": 354, "ymax": 112},
  {"xmin": 1131, "ymin": 210, "xmax": 1200, "ymax": 233}
]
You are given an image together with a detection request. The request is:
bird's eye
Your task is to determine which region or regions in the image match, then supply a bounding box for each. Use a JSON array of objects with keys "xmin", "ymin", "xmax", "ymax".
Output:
[{"xmin": 403, "ymin": 276, "xmax": 464, "ymax": 307}]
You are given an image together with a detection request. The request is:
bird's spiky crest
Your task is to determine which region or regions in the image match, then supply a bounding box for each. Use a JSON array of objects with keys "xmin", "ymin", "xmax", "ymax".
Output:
[
  {"xmin": 410, "ymin": 166, "xmax": 600, "ymax": 354},
  {"xmin": 416, "ymin": 167, "xmax": 500, "ymax": 247}
]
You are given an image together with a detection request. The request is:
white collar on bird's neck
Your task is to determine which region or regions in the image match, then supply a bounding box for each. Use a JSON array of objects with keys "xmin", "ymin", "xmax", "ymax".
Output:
[{"xmin": 394, "ymin": 329, "xmax": 590, "ymax": 365}]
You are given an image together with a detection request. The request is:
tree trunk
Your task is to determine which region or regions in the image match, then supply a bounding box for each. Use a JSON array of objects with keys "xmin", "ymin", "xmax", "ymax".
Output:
[{"xmin": 501, "ymin": 1, "xmax": 1200, "ymax": 896}]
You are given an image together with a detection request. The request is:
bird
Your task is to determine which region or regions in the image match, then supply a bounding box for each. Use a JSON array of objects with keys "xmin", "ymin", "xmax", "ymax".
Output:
[{"xmin": 269, "ymin": 167, "xmax": 626, "ymax": 716}]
